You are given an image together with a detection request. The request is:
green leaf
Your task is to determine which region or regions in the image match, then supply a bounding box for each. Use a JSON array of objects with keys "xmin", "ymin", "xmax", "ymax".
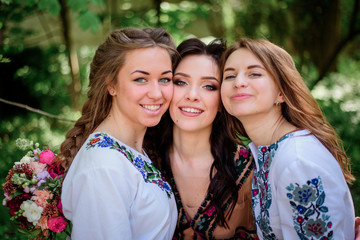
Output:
[
  {"xmin": 76, "ymin": 10, "xmax": 101, "ymax": 33},
  {"xmin": 30, "ymin": 228, "xmax": 42, "ymax": 236},
  {"xmin": 316, "ymin": 191, "xmax": 325, "ymax": 206},
  {"xmin": 319, "ymin": 206, "xmax": 328, "ymax": 213},
  {"xmin": 88, "ymin": 0, "xmax": 105, "ymax": 5},
  {"xmin": 38, "ymin": 0, "xmax": 61, "ymax": 16},
  {"xmin": 67, "ymin": 0, "xmax": 87, "ymax": 11},
  {"xmin": 305, "ymin": 209, "xmax": 315, "ymax": 217}
]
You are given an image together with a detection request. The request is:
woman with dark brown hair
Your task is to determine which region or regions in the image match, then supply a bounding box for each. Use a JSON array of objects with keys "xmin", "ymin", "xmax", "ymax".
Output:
[
  {"xmin": 221, "ymin": 38, "xmax": 355, "ymax": 239},
  {"xmin": 60, "ymin": 27, "xmax": 178, "ymax": 239},
  {"xmin": 145, "ymin": 38, "xmax": 257, "ymax": 239}
]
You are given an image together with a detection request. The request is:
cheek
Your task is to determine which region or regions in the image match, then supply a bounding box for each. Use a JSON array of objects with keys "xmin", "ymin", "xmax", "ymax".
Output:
[
  {"xmin": 161, "ymin": 85, "xmax": 174, "ymax": 102},
  {"xmin": 220, "ymin": 85, "xmax": 231, "ymax": 107}
]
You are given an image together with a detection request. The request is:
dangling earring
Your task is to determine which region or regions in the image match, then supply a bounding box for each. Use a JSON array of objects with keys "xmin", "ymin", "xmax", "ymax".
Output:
[{"xmin": 275, "ymin": 101, "xmax": 281, "ymax": 106}]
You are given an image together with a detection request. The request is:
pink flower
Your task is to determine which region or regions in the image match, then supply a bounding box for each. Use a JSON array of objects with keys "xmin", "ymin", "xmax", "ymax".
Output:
[
  {"xmin": 32, "ymin": 190, "xmax": 53, "ymax": 208},
  {"xmin": 30, "ymin": 162, "xmax": 46, "ymax": 175},
  {"xmin": 39, "ymin": 150, "xmax": 55, "ymax": 165},
  {"xmin": 48, "ymin": 216, "xmax": 67, "ymax": 232},
  {"xmin": 239, "ymin": 148, "xmax": 249, "ymax": 158},
  {"xmin": 57, "ymin": 200, "xmax": 63, "ymax": 214},
  {"xmin": 37, "ymin": 215, "xmax": 49, "ymax": 230},
  {"xmin": 204, "ymin": 206, "xmax": 215, "ymax": 217}
]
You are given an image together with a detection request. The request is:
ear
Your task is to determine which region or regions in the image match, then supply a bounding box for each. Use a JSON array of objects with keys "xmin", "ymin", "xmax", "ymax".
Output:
[
  {"xmin": 276, "ymin": 92, "xmax": 285, "ymax": 103},
  {"xmin": 106, "ymin": 77, "xmax": 117, "ymax": 96},
  {"xmin": 107, "ymin": 85, "xmax": 116, "ymax": 96}
]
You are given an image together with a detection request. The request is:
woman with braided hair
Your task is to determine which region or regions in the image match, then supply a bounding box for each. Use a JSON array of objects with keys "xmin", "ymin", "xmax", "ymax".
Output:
[{"xmin": 60, "ymin": 27, "xmax": 178, "ymax": 239}]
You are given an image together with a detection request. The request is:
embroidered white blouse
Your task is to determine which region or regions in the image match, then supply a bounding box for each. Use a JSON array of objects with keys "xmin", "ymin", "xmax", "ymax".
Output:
[
  {"xmin": 62, "ymin": 132, "xmax": 177, "ymax": 240},
  {"xmin": 249, "ymin": 129, "xmax": 355, "ymax": 240}
]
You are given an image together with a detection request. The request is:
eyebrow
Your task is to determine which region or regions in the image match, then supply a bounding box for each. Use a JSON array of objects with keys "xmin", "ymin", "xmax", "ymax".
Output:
[
  {"xmin": 174, "ymin": 72, "xmax": 219, "ymax": 82},
  {"xmin": 223, "ymin": 64, "xmax": 265, "ymax": 72},
  {"xmin": 131, "ymin": 70, "xmax": 172, "ymax": 75}
]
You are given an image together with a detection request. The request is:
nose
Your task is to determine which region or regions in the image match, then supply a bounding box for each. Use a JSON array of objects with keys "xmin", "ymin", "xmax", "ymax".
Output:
[
  {"xmin": 185, "ymin": 85, "xmax": 199, "ymax": 101},
  {"xmin": 148, "ymin": 81, "xmax": 162, "ymax": 100},
  {"xmin": 234, "ymin": 75, "xmax": 248, "ymax": 88}
]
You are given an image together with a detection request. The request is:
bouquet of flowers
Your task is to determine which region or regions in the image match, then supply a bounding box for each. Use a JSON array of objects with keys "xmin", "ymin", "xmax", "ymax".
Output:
[{"xmin": 2, "ymin": 138, "xmax": 71, "ymax": 239}]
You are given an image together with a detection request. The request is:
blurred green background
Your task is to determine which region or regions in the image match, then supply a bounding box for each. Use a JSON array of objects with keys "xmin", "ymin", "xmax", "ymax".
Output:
[{"xmin": 1, "ymin": 0, "xmax": 359, "ymax": 238}]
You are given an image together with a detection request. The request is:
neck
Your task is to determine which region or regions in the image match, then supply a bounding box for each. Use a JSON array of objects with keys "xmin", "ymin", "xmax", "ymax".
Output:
[
  {"xmin": 94, "ymin": 109, "xmax": 147, "ymax": 153},
  {"xmin": 170, "ymin": 125, "xmax": 214, "ymax": 178},
  {"xmin": 239, "ymin": 112, "xmax": 291, "ymax": 147},
  {"xmin": 171, "ymin": 125, "xmax": 213, "ymax": 164}
]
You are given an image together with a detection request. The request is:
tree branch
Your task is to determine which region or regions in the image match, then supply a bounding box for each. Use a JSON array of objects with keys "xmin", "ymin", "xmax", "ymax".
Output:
[{"xmin": 0, "ymin": 98, "xmax": 76, "ymax": 122}]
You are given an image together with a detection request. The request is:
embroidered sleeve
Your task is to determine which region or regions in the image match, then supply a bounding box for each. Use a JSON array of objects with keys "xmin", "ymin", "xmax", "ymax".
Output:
[{"xmin": 276, "ymin": 159, "xmax": 353, "ymax": 239}]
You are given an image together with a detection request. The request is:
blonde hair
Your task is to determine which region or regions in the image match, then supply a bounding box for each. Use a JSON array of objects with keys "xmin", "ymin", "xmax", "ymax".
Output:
[
  {"xmin": 222, "ymin": 38, "xmax": 354, "ymax": 183},
  {"xmin": 58, "ymin": 28, "xmax": 177, "ymax": 170}
]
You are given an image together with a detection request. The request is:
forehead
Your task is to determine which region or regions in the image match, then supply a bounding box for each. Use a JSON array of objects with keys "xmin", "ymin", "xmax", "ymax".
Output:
[
  {"xmin": 123, "ymin": 47, "xmax": 172, "ymax": 71},
  {"xmin": 176, "ymin": 54, "xmax": 219, "ymax": 75},
  {"xmin": 225, "ymin": 48, "xmax": 263, "ymax": 68}
]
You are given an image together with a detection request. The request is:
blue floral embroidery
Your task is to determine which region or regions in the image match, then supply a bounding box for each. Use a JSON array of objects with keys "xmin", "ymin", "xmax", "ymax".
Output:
[
  {"xmin": 86, "ymin": 133, "xmax": 173, "ymax": 198},
  {"xmin": 252, "ymin": 134, "xmax": 292, "ymax": 239},
  {"xmin": 286, "ymin": 176, "xmax": 333, "ymax": 239}
]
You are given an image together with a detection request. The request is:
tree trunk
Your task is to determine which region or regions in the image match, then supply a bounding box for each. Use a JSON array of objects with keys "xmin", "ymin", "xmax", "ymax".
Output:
[{"xmin": 59, "ymin": 0, "xmax": 81, "ymax": 110}]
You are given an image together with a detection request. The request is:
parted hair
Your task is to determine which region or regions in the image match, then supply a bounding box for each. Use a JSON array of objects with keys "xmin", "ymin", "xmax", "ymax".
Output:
[
  {"xmin": 58, "ymin": 27, "xmax": 177, "ymax": 170},
  {"xmin": 221, "ymin": 38, "xmax": 354, "ymax": 183},
  {"xmin": 145, "ymin": 38, "xmax": 241, "ymax": 228}
]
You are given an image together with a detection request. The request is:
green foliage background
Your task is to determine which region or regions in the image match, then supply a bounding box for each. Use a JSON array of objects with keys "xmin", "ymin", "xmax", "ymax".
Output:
[{"xmin": 0, "ymin": 0, "xmax": 359, "ymax": 238}]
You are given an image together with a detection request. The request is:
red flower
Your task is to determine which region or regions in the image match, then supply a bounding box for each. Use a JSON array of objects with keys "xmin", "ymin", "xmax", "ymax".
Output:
[
  {"xmin": 48, "ymin": 216, "xmax": 67, "ymax": 232},
  {"xmin": 7, "ymin": 194, "xmax": 32, "ymax": 216},
  {"xmin": 47, "ymin": 161, "xmax": 65, "ymax": 179},
  {"xmin": 297, "ymin": 216, "xmax": 304, "ymax": 223}
]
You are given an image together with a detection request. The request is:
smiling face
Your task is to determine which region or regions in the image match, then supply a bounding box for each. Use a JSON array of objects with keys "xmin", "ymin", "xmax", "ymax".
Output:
[
  {"xmin": 221, "ymin": 48, "xmax": 283, "ymax": 121},
  {"xmin": 108, "ymin": 46, "xmax": 173, "ymax": 128},
  {"xmin": 169, "ymin": 54, "xmax": 221, "ymax": 133}
]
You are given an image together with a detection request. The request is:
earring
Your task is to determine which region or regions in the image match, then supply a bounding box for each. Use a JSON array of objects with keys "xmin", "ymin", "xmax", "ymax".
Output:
[
  {"xmin": 275, "ymin": 101, "xmax": 281, "ymax": 106},
  {"xmin": 110, "ymin": 90, "xmax": 115, "ymax": 95}
]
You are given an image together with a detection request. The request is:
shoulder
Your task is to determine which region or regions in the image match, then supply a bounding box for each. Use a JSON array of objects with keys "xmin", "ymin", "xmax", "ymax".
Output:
[
  {"xmin": 66, "ymin": 133, "xmax": 143, "ymax": 181},
  {"xmin": 274, "ymin": 131, "xmax": 338, "ymax": 172}
]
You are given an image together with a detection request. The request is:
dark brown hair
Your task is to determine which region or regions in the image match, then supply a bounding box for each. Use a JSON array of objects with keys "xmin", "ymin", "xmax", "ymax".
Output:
[{"xmin": 145, "ymin": 38, "xmax": 242, "ymax": 227}]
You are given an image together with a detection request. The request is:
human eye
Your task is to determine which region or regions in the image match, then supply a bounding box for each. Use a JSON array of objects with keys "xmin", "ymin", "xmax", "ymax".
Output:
[
  {"xmin": 159, "ymin": 77, "xmax": 171, "ymax": 84},
  {"xmin": 203, "ymin": 84, "xmax": 218, "ymax": 91},
  {"xmin": 248, "ymin": 72, "xmax": 262, "ymax": 78},
  {"xmin": 173, "ymin": 79, "xmax": 187, "ymax": 86},
  {"xmin": 223, "ymin": 74, "xmax": 236, "ymax": 80},
  {"xmin": 134, "ymin": 78, "xmax": 147, "ymax": 83}
]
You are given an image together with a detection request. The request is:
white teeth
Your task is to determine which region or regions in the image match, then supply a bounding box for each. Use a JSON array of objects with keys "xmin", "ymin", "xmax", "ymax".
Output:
[
  {"xmin": 142, "ymin": 105, "xmax": 160, "ymax": 111},
  {"xmin": 181, "ymin": 107, "xmax": 202, "ymax": 113}
]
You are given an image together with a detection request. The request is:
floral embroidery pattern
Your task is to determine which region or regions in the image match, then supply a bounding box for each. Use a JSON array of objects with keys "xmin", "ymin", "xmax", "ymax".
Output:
[
  {"xmin": 173, "ymin": 146, "xmax": 258, "ymax": 240},
  {"xmin": 286, "ymin": 176, "xmax": 333, "ymax": 239},
  {"xmin": 86, "ymin": 133, "xmax": 173, "ymax": 198},
  {"xmin": 251, "ymin": 134, "xmax": 292, "ymax": 239}
]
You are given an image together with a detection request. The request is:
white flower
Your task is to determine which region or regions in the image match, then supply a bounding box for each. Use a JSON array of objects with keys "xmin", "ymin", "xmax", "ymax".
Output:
[
  {"xmin": 14, "ymin": 155, "xmax": 32, "ymax": 166},
  {"xmin": 20, "ymin": 200, "xmax": 43, "ymax": 225},
  {"xmin": 20, "ymin": 155, "xmax": 32, "ymax": 164}
]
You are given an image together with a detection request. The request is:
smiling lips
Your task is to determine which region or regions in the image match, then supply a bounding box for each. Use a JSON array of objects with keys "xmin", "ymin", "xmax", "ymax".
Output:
[
  {"xmin": 141, "ymin": 104, "xmax": 162, "ymax": 111},
  {"xmin": 231, "ymin": 93, "xmax": 251, "ymax": 101},
  {"xmin": 179, "ymin": 107, "xmax": 204, "ymax": 116}
]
